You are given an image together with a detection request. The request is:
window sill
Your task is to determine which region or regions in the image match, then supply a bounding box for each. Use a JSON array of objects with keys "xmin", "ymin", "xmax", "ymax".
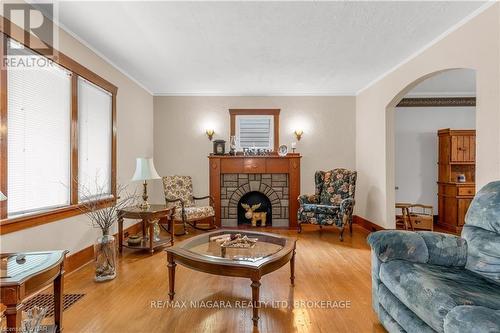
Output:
[{"xmin": 0, "ymin": 198, "xmax": 116, "ymax": 235}]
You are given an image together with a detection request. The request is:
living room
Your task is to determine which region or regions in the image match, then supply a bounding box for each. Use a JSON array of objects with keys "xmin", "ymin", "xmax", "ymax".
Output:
[{"xmin": 1, "ymin": 1, "xmax": 500, "ymax": 333}]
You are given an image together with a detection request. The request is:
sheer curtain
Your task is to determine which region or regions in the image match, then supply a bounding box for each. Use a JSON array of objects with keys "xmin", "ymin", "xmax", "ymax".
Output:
[
  {"xmin": 78, "ymin": 77, "xmax": 112, "ymax": 200},
  {"xmin": 7, "ymin": 50, "xmax": 72, "ymax": 216}
]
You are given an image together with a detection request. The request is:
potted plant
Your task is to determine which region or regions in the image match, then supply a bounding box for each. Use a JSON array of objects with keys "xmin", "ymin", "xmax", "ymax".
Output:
[{"xmin": 79, "ymin": 182, "xmax": 135, "ymax": 282}]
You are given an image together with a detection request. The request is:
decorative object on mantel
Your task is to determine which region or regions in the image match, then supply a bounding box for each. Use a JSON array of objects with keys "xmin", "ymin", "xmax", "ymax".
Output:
[
  {"xmin": 294, "ymin": 129, "xmax": 303, "ymax": 141},
  {"xmin": 79, "ymin": 182, "xmax": 136, "ymax": 282},
  {"xmin": 229, "ymin": 135, "xmax": 237, "ymax": 155},
  {"xmin": 131, "ymin": 157, "xmax": 161, "ymax": 210},
  {"xmin": 21, "ymin": 306, "xmax": 47, "ymax": 333},
  {"xmin": 206, "ymin": 129, "xmax": 215, "ymax": 141},
  {"xmin": 241, "ymin": 203, "xmax": 267, "ymax": 227},
  {"xmin": 213, "ymin": 139, "xmax": 226, "ymax": 155},
  {"xmin": 278, "ymin": 144, "xmax": 288, "ymax": 157},
  {"xmin": 243, "ymin": 147, "xmax": 272, "ymax": 156},
  {"xmin": 0, "ymin": 191, "xmax": 6, "ymax": 201},
  {"xmin": 291, "ymin": 142, "xmax": 296, "ymax": 153}
]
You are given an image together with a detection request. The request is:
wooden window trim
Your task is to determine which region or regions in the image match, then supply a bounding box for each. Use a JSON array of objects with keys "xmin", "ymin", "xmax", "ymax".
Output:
[
  {"xmin": 0, "ymin": 15, "xmax": 118, "ymax": 235},
  {"xmin": 229, "ymin": 109, "xmax": 280, "ymax": 152}
]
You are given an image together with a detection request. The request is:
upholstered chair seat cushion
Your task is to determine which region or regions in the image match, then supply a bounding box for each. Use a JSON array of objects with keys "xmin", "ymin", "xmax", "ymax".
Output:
[
  {"xmin": 173, "ymin": 205, "xmax": 215, "ymax": 222},
  {"xmin": 380, "ymin": 260, "xmax": 500, "ymax": 332}
]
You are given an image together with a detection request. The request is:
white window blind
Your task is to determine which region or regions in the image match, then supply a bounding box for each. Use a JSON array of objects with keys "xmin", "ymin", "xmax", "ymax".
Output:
[
  {"xmin": 7, "ymin": 48, "xmax": 72, "ymax": 216},
  {"xmin": 78, "ymin": 77, "xmax": 112, "ymax": 200},
  {"xmin": 236, "ymin": 115, "xmax": 274, "ymax": 150}
]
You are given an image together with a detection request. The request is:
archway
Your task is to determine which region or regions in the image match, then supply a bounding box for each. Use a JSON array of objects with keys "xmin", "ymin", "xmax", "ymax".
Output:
[{"xmin": 385, "ymin": 68, "xmax": 476, "ymax": 229}]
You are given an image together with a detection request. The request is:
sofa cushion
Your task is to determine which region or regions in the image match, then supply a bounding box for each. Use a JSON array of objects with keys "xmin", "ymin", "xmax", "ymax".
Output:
[
  {"xmin": 465, "ymin": 181, "xmax": 500, "ymax": 233},
  {"xmin": 379, "ymin": 260, "xmax": 500, "ymax": 332},
  {"xmin": 444, "ymin": 305, "xmax": 500, "ymax": 333},
  {"xmin": 462, "ymin": 225, "xmax": 500, "ymax": 285}
]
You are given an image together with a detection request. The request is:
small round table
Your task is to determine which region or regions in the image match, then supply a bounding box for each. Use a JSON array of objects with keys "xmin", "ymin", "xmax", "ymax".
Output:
[{"xmin": 117, "ymin": 205, "xmax": 174, "ymax": 254}]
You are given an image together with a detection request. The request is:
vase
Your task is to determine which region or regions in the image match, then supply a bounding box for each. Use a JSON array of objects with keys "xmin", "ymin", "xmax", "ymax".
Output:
[{"xmin": 94, "ymin": 234, "xmax": 117, "ymax": 282}]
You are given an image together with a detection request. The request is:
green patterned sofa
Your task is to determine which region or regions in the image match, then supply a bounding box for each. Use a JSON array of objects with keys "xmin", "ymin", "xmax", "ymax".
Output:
[
  {"xmin": 368, "ymin": 181, "xmax": 500, "ymax": 333},
  {"xmin": 297, "ymin": 168, "xmax": 356, "ymax": 240}
]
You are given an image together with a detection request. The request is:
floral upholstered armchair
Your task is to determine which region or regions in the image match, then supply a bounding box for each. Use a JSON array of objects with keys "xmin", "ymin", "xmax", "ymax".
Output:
[
  {"xmin": 298, "ymin": 168, "xmax": 357, "ymax": 240},
  {"xmin": 162, "ymin": 176, "xmax": 216, "ymax": 235}
]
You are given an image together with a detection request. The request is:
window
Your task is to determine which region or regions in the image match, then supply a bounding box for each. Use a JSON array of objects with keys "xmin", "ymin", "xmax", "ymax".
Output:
[
  {"xmin": 229, "ymin": 109, "xmax": 280, "ymax": 152},
  {"xmin": 7, "ymin": 47, "xmax": 72, "ymax": 216},
  {"xmin": 236, "ymin": 115, "xmax": 274, "ymax": 150},
  {"xmin": 0, "ymin": 31, "xmax": 117, "ymax": 233},
  {"xmin": 78, "ymin": 77, "xmax": 113, "ymax": 200}
]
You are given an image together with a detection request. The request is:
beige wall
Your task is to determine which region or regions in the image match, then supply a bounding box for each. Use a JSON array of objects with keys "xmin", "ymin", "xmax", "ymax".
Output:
[
  {"xmin": 1, "ymin": 22, "xmax": 154, "ymax": 253},
  {"xmin": 355, "ymin": 4, "xmax": 500, "ymax": 228},
  {"xmin": 151, "ymin": 96, "xmax": 356, "ymax": 203}
]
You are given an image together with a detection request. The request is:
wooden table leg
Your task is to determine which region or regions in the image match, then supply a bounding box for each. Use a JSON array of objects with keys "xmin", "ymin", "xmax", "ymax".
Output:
[
  {"xmin": 167, "ymin": 253, "xmax": 176, "ymax": 300},
  {"xmin": 4, "ymin": 302, "xmax": 23, "ymax": 331},
  {"xmin": 54, "ymin": 267, "xmax": 64, "ymax": 333},
  {"xmin": 290, "ymin": 249, "xmax": 296, "ymax": 286},
  {"xmin": 149, "ymin": 219, "xmax": 155, "ymax": 254},
  {"xmin": 142, "ymin": 218, "xmax": 147, "ymax": 239},
  {"xmin": 169, "ymin": 218, "xmax": 174, "ymax": 246},
  {"xmin": 251, "ymin": 278, "xmax": 261, "ymax": 326},
  {"xmin": 118, "ymin": 214, "xmax": 124, "ymax": 254}
]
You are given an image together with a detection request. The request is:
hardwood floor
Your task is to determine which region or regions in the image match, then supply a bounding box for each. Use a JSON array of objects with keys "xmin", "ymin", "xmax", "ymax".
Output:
[{"xmin": 56, "ymin": 225, "xmax": 385, "ymax": 333}]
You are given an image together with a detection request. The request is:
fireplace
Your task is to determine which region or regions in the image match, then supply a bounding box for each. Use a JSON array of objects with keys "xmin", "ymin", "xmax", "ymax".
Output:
[
  {"xmin": 238, "ymin": 191, "xmax": 272, "ymax": 226},
  {"xmin": 208, "ymin": 155, "xmax": 301, "ymax": 228}
]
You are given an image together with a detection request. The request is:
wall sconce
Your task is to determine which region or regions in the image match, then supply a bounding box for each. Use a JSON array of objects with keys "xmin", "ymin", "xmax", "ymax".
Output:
[
  {"xmin": 294, "ymin": 129, "xmax": 303, "ymax": 141},
  {"xmin": 206, "ymin": 129, "xmax": 215, "ymax": 141}
]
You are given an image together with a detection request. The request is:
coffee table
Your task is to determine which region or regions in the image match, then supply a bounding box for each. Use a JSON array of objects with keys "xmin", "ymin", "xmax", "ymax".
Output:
[{"xmin": 165, "ymin": 230, "xmax": 297, "ymax": 326}]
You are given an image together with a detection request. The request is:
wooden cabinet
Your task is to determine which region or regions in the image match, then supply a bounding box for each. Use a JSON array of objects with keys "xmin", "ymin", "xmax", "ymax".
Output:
[{"xmin": 437, "ymin": 129, "xmax": 475, "ymax": 233}]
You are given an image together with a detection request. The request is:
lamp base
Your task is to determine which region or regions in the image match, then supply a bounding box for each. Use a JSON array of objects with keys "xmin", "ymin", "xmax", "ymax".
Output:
[{"xmin": 139, "ymin": 201, "xmax": 150, "ymax": 210}]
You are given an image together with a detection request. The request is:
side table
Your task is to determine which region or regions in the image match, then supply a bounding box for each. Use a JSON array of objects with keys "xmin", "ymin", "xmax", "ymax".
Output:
[
  {"xmin": 118, "ymin": 205, "xmax": 174, "ymax": 254},
  {"xmin": 1, "ymin": 250, "xmax": 68, "ymax": 332}
]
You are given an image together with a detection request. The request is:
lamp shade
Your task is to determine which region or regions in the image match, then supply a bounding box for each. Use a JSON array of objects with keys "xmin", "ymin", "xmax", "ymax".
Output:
[
  {"xmin": 131, "ymin": 158, "xmax": 161, "ymax": 181},
  {"xmin": 0, "ymin": 191, "xmax": 6, "ymax": 201}
]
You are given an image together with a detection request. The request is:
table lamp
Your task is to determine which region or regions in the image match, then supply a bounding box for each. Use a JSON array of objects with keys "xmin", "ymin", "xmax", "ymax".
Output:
[
  {"xmin": 131, "ymin": 158, "xmax": 161, "ymax": 210},
  {"xmin": 0, "ymin": 191, "xmax": 6, "ymax": 201}
]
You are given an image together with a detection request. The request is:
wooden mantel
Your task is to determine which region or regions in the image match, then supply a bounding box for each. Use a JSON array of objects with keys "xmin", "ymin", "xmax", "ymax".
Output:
[{"xmin": 209, "ymin": 154, "xmax": 301, "ymax": 228}]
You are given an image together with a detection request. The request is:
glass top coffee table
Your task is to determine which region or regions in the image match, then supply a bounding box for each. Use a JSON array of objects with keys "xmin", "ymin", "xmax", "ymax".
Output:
[{"xmin": 165, "ymin": 230, "xmax": 297, "ymax": 326}]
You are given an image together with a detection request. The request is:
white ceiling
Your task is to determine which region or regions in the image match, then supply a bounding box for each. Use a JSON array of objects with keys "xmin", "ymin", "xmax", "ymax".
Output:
[{"xmin": 56, "ymin": 1, "xmax": 488, "ymax": 96}]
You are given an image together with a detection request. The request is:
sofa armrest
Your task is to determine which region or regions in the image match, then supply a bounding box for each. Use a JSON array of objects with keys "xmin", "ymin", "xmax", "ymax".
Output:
[
  {"xmin": 340, "ymin": 198, "xmax": 355, "ymax": 216},
  {"xmin": 298, "ymin": 194, "xmax": 319, "ymax": 205},
  {"xmin": 368, "ymin": 230, "xmax": 467, "ymax": 267},
  {"xmin": 367, "ymin": 230, "xmax": 429, "ymax": 263},
  {"xmin": 445, "ymin": 306, "xmax": 500, "ymax": 333},
  {"xmin": 417, "ymin": 231, "xmax": 467, "ymax": 267}
]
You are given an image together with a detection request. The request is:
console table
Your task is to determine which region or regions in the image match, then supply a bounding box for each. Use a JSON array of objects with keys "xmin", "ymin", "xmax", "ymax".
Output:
[{"xmin": 0, "ymin": 250, "xmax": 68, "ymax": 333}]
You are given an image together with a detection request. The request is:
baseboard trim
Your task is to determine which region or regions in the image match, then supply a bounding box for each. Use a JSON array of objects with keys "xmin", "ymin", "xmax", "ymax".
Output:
[
  {"xmin": 65, "ymin": 222, "xmax": 143, "ymax": 275},
  {"xmin": 353, "ymin": 215, "xmax": 385, "ymax": 232}
]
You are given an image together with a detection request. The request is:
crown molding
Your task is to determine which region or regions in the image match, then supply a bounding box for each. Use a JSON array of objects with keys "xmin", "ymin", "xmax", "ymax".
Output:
[
  {"xmin": 356, "ymin": 1, "xmax": 496, "ymax": 95},
  {"xmin": 153, "ymin": 91, "xmax": 357, "ymax": 97}
]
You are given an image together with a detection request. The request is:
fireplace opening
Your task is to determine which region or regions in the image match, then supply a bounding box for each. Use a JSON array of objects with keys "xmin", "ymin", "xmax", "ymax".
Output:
[{"xmin": 237, "ymin": 191, "xmax": 272, "ymax": 227}]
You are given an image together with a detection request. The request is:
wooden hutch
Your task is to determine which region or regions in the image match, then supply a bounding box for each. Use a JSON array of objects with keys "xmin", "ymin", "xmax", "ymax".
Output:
[{"xmin": 437, "ymin": 129, "xmax": 475, "ymax": 233}]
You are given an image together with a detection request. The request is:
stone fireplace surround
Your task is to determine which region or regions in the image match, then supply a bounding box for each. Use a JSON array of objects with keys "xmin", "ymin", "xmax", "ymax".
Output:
[{"xmin": 220, "ymin": 173, "xmax": 289, "ymax": 227}]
